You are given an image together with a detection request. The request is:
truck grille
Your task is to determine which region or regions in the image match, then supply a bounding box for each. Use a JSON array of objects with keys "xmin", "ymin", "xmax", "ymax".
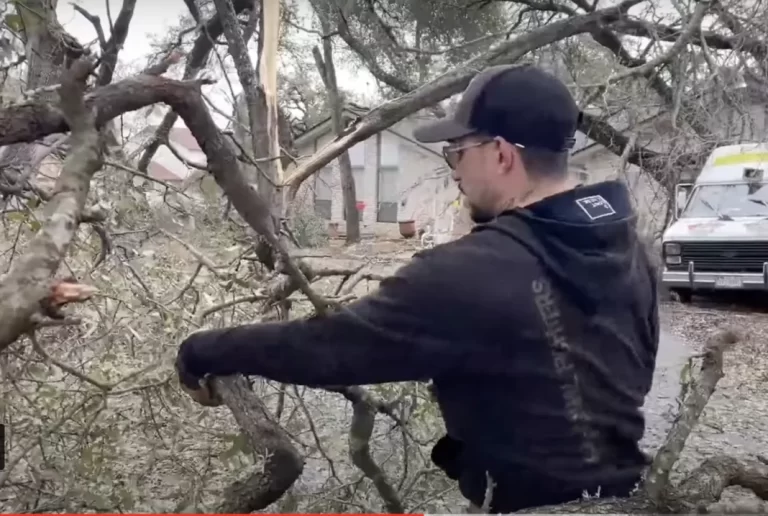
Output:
[{"xmin": 674, "ymin": 241, "xmax": 768, "ymax": 273}]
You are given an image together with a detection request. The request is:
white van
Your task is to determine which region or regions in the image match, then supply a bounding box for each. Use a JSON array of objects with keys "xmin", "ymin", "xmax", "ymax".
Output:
[{"xmin": 661, "ymin": 143, "xmax": 768, "ymax": 302}]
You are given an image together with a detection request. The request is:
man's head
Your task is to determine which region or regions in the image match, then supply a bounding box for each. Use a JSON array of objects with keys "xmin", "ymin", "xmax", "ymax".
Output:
[{"xmin": 413, "ymin": 64, "xmax": 582, "ymax": 223}]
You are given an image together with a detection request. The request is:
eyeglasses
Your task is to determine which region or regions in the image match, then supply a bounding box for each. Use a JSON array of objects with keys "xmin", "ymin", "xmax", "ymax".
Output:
[{"xmin": 442, "ymin": 138, "xmax": 499, "ymax": 169}]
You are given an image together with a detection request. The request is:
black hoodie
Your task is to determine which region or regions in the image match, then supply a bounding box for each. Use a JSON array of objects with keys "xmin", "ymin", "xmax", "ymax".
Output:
[{"xmin": 178, "ymin": 180, "xmax": 659, "ymax": 512}]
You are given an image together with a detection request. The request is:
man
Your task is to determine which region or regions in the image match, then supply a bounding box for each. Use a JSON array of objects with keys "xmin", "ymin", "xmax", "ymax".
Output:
[{"xmin": 175, "ymin": 64, "xmax": 660, "ymax": 513}]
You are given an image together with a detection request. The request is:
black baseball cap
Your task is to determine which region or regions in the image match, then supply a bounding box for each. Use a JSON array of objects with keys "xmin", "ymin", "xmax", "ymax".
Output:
[{"xmin": 413, "ymin": 64, "xmax": 581, "ymax": 152}]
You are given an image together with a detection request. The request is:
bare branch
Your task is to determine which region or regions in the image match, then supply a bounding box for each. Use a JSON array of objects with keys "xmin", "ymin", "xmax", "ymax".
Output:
[
  {"xmin": 0, "ymin": 57, "xmax": 102, "ymax": 352},
  {"xmin": 135, "ymin": 0, "xmax": 254, "ymax": 173},
  {"xmin": 644, "ymin": 328, "xmax": 740, "ymax": 502},
  {"xmin": 283, "ymin": 0, "xmax": 645, "ymax": 200}
]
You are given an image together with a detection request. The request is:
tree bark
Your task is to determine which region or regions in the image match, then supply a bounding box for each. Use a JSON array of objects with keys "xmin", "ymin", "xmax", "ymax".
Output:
[
  {"xmin": 0, "ymin": 57, "xmax": 102, "ymax": 351},
  {"xmin": 311, "ymin": 16, "xmax": 360, "ymax": 243},
  {"xmin": 0, "ymin": 0, "xmax": 83, "ymax": 182}
]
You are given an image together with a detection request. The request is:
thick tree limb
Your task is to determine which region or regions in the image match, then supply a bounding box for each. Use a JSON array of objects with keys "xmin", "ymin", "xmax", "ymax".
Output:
[
  {"xmin": 0, "ymin": 57, "xmax": 102, "ymax": 352},
  {"xmin": 212, "ymin": 376, "xmax": 304, "ymax": 513},
  {"xmin": 577, "ymin": 112, "xmax": 698, "ymax": 186},
  {"xmin": 311, "ymin": 3, "xmax": 360, "ymax": 243},
  {"xmin": 348, "ymin": 398, "xmax": 405, "ymax": 513},
  {"xmin": 213, "ymin": 0, "xmax": 274, "ymax": 199},
  {"xmin": 96, "ymin": 0, "xmax": 138, "ymax": 86},
  {"xmin": 283, "ymin": 0, "xmax": 645, "ymax": 201},
  {"xmin": 258, "ymin": 0, "xmax": 284, "ymax": 193},
  {"xmin": 644, "ymin": 328, "xmax": 740, "ymax": 502},
  {"xmin": 136, "ymin": 0, "xmax": 254, "ymax": 173},
  {"xmin": 613, "ymin": 18, "xmax": 768, "ymax": 58}
]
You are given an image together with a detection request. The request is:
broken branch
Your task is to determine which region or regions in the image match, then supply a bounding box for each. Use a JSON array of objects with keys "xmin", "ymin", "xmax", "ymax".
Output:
[{"xmin": 0, "ymin": 57, "xmax": 103, "ymax": 352}]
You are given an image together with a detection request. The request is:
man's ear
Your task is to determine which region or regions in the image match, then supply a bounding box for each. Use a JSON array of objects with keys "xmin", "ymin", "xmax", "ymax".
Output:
[{"xmin": 497, "ymin": 139, "xmax": 516, "ymax": 171}]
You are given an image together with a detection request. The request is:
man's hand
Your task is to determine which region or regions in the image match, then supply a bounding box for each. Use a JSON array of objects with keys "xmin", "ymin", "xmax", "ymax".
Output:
[{"xmin": 175, "ymin": 338, "xmax": 223, "ymax": 407}]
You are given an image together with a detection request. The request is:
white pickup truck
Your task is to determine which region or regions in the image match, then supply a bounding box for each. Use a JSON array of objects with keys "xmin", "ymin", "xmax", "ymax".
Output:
[{"xmin": 661, "ymin": 143, "xmax": 768, "ymax": 302}]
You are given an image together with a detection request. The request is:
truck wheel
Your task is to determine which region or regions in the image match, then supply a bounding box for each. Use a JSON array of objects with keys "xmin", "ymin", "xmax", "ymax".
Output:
[{"xmin": 672, "ymin": 288, "xmax": 692, "ymax": 303}]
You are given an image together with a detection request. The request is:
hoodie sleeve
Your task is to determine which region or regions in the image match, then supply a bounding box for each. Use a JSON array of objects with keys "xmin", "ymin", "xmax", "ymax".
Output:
[{"xmin": 179, "ymin": 248, "xmax": 468, "ymax": 387}]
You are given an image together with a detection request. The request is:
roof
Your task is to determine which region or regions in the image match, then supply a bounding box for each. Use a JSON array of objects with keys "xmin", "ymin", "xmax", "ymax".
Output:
[
  {"xmin": 134, "ymin": 124, "xmax": 203, "ymax": 182},
  {"xmin": 293, "ymin": 102, "xmax": 444, "ymax": 158},
  {"xmin": 148, "ymin": 161, "xmax": 185, "ymax": 182},
  {"xmin": 167, "ymin": 126, "xmax": 202, "ymax": 153},
  {"xmin": 293, "ymin": 102, "xmax": 370, "ymax": 147}
]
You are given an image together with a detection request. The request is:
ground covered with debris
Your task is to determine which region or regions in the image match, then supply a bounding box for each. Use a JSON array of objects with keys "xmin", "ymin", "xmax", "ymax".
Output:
[{"xmin": 643, "ymin": 299, "xmax": 768, "ymax": 504}]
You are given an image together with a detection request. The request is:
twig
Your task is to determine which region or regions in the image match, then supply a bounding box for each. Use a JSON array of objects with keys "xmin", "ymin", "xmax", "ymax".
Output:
[
  {"xmin": 348, "ymin": 398, "xmax": 405, "ymax": 513},
  {"xmin": 481, "ymin": 471, "xmax": 496, "ymax": 512},
  {"xmin": 198, "ymin": 294, "xmax": 267, "ymax": 320},
  {"xmin": 159, "ymin": 229, "xmax": 259, "ymax": 290},
  {"xmin": 28, "ymin": 332, "xmax": 110, "ymax": 390}
]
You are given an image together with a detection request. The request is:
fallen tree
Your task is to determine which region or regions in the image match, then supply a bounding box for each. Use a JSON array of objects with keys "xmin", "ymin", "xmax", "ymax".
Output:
[{"xmin": 2, "ymin": 0, "xmax": 768, "ymax": 512}]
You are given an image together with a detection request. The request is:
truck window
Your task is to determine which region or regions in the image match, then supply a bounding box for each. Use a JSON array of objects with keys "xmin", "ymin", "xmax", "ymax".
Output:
[{"xmin": 681, "ymin": 183, "xmax": 768, "ymax": 218}]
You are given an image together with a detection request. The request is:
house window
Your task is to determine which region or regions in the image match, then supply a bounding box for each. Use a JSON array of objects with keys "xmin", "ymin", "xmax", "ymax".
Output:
[
  {"xmin": 377, "ymin": 165, "xmax": 400, "ymax": 223},
  {"xmin": 314, "ymin": 166, "xmax": 333, "ymax": 220},
  {"xmin": 342, "ymin": 166, "xmax": 365, "ymax": 220}
]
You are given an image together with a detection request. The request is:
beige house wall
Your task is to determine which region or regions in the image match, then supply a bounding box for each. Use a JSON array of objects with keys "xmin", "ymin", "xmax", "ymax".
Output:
[{"xmin": 288, "ymin": 114, "xmax": 466, "ymax": 238}]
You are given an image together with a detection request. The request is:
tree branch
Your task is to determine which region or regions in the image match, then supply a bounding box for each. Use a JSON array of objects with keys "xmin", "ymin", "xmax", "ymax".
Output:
[
  {"xmin": 644, "ymin": 328, "xmax": 740, "ymax": 502},
  {"xmin": 311, "ymin": 1, "xmax": 360, "ymax": 243},
  {"xmin": 135, "ymin": 0, "xmax": 253, "ymax": 173},
  {"xmin": 96, "ymin": 0, "xmax": 137, "ymax": 86},
  {"xmin": 0, "ymin": 57, "xmax": 102, "ymax": 352},
  {"xmin": 212, "ymin": 375, "xmax": 304, "ymax": 513},
  {"xmin": 283, "ymin": 0, "xmax": 645, "ymax": 201}
]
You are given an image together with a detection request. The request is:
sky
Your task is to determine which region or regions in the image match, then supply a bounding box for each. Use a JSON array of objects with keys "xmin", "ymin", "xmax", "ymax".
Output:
[
  {"xmin": 50, "ymin": 0, "xmax": 693, "ymax": 133},
  {"xmin": 58, "ymin": 0, "xmax": 184, "ymax": 62},
  {"xmin": 57, "ymin": 0, "xmax": 378, "ymax": 129}
]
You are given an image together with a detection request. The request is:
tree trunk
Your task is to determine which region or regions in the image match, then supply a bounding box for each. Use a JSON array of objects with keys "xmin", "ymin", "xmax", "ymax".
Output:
[
  {"xmin": 258, "ymin": 0, "xmax": 284, "ymax": 217},
  {"xmin": 311, "ymin": 6, "xmax": 360, "ymax": 244},
  {"xmin": 0, "ymin": 0, "xmax": 81, "ymax": 174}
]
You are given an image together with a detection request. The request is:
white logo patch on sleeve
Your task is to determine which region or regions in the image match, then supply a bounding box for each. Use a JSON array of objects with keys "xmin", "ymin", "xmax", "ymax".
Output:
[{"xmin": 575, "ymin": 195, "xmax": 616, "ymax": 220}]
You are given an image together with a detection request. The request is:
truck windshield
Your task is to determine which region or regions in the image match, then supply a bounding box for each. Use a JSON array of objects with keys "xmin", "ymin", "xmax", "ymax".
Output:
[{"xmin": 682, "ymin": 182, "xmax": 768, "ymax": 218}]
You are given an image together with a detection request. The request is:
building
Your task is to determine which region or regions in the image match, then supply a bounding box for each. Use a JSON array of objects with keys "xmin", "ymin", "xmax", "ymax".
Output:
[
  {"xmin": 288, "ymin": 103, "xmax": 615, "ymax": 238},
  {"xmin": 289, "ymin": 103, "xmax": 462, "ymax": 237}
]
